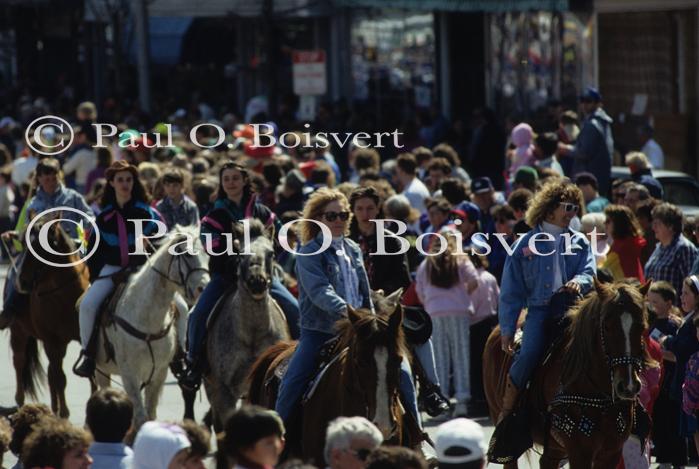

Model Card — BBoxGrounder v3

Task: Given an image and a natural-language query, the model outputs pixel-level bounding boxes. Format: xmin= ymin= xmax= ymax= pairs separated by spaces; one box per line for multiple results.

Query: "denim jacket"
xmin=498 ymin=225 xmax=596 ymax=337
xmin=296 ymin=233 xmax=372 ymax=334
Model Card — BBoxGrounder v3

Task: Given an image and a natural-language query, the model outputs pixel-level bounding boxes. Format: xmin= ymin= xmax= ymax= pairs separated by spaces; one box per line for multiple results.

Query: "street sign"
xmin=293 ymin=50 xmax=327 ymax=96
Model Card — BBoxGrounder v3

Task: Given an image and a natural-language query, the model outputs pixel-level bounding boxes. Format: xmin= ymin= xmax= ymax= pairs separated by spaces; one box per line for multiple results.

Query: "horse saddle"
xmin=205 ymin=285 xmax=237 ymax=331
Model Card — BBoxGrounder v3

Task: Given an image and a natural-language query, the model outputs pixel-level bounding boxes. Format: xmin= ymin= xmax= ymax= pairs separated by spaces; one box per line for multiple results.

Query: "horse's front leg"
xmin=144 ymin=364 xmax=169 ymax=421
xmin=9 ymin=328 xmax=28 ymax=407
xmin=121 ymin=371 xmax=147 ymax=427
xmin=44 ymin=340 xmax=70 ymax=418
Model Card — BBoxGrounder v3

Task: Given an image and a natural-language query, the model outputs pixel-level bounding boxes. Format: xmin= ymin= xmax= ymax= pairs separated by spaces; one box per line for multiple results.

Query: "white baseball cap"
xmin=434 ymin=418 xmax=486 ymax=465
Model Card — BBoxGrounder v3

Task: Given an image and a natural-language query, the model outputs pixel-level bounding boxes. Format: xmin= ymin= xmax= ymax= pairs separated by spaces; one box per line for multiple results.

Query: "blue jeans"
xmin=414 ymin=339 xmax=440 ymax=386
xmin=275 ymin=328 xmax=421 ymax=426
xmin=508 ymin=305 xmax=551 ymax=389
xmin=270 ymin=277 xmax=300 ymax=339
xmin=186 ymin=274 xmax=301 ymax=363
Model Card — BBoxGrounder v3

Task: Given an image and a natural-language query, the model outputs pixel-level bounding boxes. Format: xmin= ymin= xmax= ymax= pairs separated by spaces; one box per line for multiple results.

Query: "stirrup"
xmin=178 ymin=362 xmax=202 ymax=392
xmin=73 ymin=351 xmax=95 ymax=378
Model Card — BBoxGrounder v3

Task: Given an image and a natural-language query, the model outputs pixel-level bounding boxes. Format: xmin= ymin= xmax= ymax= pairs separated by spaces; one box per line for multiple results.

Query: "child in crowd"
xmin=8 ymin=403 xmax=53 ymax=468
xmin=416 ymin=235 xmax=478 ymax=418
xmin=179 ymin=420 xmax=211 ymax=469
xmin=156 ymin=168 xmax=200 ymax=230
xmin=132 ymin=421 xmax=191 ymax=469
xmin=217 ymin=406 xmax=285 ymax=469
xmin=85 ymin=388 xmax=134 ymax=469
xmin=0 ymin=417 xmax=10 ymax=469
xmin=21 ymin=419 xmax=92 ymax=469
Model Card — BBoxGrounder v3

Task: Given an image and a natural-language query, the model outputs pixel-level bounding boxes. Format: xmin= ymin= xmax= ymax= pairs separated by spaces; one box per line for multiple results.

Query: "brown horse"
xmin=11 ymin=220 xmax=89 ymax=417
xmin=247 ymin=302 xmax=421 ymax=465
xmin=484 ymin=280 xmax=653 ymax=468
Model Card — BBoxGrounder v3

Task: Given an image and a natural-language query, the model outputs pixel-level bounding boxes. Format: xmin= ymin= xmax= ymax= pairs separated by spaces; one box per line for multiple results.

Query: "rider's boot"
xmin=178 ymin=355 xmax=203 ymax=392
xmin=73 ymin=321 xmax=99 ymax=378
xmin=497 ymin=376 xmax=520 ymax=424
xmin=422 ymin=382 xmax=450 ymax=417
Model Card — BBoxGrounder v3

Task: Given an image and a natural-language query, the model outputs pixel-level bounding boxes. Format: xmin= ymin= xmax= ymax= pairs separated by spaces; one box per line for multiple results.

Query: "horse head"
xmin=163 ymin=225 xmax=210 ymax=303
xmin=237 ymin=220 xmax=275 ymax=300
xmin=16 ymin=216 xmax=77 ymax=294
xmin=563 ymin=280 xmax=652 ymax=401
xmin=338 ymin=303 xmax=406 ymax=439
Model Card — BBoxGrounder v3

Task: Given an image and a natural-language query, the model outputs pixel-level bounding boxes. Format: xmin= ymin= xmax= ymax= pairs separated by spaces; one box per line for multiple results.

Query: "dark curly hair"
xmin=9 ymin=403 xmax=53 ymax=455
xmin=21 ymin=419 xmax=91 ymax=469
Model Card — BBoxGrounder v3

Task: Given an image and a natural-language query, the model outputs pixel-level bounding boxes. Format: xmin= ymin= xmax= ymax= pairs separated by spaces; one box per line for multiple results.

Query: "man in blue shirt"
xmin=86 ymin=388 xmax=134 ymax=469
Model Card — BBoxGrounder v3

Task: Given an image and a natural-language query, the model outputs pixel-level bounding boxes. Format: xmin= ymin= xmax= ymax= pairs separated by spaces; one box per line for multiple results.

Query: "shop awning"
xmin=333 ymin=0 xmax=569 ymax=12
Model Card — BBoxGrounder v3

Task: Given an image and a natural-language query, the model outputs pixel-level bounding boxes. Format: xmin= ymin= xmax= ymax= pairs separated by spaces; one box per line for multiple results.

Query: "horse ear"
xmin=347 ymin=305 xmax=363 ymax=325
xmin=387 ymin=303 xmax=403 ymax=334
xmin=638 ymin=280 xmax=652 ymax=296
xmin=384 ymin=288 xmax=403 ymax=308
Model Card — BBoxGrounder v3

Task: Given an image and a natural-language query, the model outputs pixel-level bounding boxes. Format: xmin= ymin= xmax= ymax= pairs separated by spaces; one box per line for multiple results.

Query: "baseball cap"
xmin=435 ymin=418 xmax=486 ymax=465
xmin=514 ymin=166 xmax=538 ymax=186
xmin=579 ymin=86 xmax=602 ymax=103
xmin=471 ymin=177 xmax=494 ymax=194
xmin=452 ymin=201 xmax=480 ymax=223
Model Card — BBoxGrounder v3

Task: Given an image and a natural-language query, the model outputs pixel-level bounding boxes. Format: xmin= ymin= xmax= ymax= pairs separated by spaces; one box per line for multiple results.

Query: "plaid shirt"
xmin=155 ymin=195 xmax=200 ymax=230
xmin=644 ymin=234 xmax=698 ymax=300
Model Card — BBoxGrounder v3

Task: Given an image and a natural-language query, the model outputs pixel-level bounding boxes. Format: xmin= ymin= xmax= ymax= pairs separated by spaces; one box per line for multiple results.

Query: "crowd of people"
xmin=0 ymin=83 xmax=695 ymax=468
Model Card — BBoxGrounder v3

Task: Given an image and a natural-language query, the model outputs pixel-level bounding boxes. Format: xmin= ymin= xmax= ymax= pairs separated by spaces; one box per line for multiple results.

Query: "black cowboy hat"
xmin=402 ymin=305 xmax=432 ymax=345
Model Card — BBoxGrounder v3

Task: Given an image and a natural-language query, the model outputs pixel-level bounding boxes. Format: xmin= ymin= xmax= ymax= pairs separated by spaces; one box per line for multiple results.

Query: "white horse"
xmin=94 ymin=225 xmax=210 ymax=425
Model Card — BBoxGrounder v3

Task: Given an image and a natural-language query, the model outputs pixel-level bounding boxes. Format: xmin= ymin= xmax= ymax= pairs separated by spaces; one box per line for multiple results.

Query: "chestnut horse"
xmin=484 ymin=280 xmax=653 ymax=468
xmin=247 ymin=302 xmax=421 ymax=465
xmin=11 ymin=221 xmax=90 ymax=417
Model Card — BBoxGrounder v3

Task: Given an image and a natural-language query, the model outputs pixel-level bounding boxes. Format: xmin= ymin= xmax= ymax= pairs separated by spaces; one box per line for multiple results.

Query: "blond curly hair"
xmin=525 ymin=181 xmax=585 ymax=228
xmin=300 ymin=188 xmax=351 ymax=244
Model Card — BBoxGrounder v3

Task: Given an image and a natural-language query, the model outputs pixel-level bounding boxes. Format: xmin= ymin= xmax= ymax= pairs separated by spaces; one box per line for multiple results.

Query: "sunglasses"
xmin=323 ymin=211 xmax=350 ymax=222
xmin=559 ymin=202 xmax=579 ymax=213
xmin=347 ymin=448 xmax=372 ymax=461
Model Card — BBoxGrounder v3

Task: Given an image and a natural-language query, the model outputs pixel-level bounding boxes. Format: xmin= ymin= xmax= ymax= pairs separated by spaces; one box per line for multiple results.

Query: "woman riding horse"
xmin=74 ymin=160 xmax=163 ymax=377
xmin=0 ymin=157 xmax=93 ymax=329
xmin=498 ymin=182 xmax=595 ymax=422
xmin=274 ymin=188 xmax=425 ymax=443
xmin=180 ymin=161 xmax=300 ymax=390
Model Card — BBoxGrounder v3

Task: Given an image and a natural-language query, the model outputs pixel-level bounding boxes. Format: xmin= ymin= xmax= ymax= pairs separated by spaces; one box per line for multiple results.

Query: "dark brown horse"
xmin=247 ymin=303 xmax=421 ymax=465
xmin=484 ymin=280 xmax=654 ymax=468
xmin=11 ymin=220 xmax=89 ymax=417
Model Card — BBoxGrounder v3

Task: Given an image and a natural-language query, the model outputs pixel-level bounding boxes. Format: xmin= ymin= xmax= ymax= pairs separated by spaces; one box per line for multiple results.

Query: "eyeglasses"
xmin=346 ymin=448 xmax=372 ymax=461
xmin=323 ymin=211 xmax=350 ymax=222
xmin=559 ymin=202 xmax=579 ymax=213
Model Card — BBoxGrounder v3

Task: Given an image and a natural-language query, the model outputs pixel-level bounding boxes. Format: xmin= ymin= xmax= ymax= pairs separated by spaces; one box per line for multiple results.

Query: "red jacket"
xmin=608 ymin=236 xmax=647 ymax=282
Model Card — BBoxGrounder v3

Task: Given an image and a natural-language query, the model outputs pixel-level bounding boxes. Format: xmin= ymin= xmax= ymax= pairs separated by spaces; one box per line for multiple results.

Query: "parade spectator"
xmin=179 ymin=420 xmax=210 ymax=469
xmin=533 ymin=132 xmax=564 ymax=176
xmin=63 ymin=127 xmax=97 ymax=194
xmin=488 ymin=204 xmax=516 ymax=282
xmin=623 ymin=184 xmax=650 ymax=212
xmin=645 ymin=203 xmax=698 ymax=300
xmin=638 ymin=123 xmax=664 ymax=169
xmin=556 ymin=110 xmax=579 ymax=176
xmin=423 ymin=198 xmax=452 ymax=251
xmin=574 ymin=172 xmax=609 ymax=213
xmin=349 ymin=148 xmax=380 ymax=184
xmin=426 ymin=158 xmax=452 ymax=195
xmin=434 ymin=418 xmax=487 ymax=469
xmin=508 ymin=123 xmax=534 ymax=180
xmin=395 ymin=153 xmax=430 ymax=213
xmin=683 ymin=315 xmax=699 ymax=436
xmin=636 ymin=201 xmax=658 ymax=267
xmin=626 ymin=152 xmax=663 ymax=200
xmin=580 ymin=213 xmax=609 ymax=267
xmin=507 ymin=189 xmax=532 ymax=235
xmin=365 ymin=447 xmax=427 ymax=469
xmin=412 ymin=146 xmax=433 ymax=180
xmin=85 ymin=388 xmax=134 ymax=469
xmin=433 ymin=143 xmax=470 ymax=184
xmin=565 ymin=87 xmax=614 ymax=195
xmin=324 ymin=417 xmax=382 ymax=469
xmin=647 ymin=281 xmax=685 ymax=466
xmin=8 ymin=404 xmax=53 ymax=469
xmin=275 ymin=169 xmax=307 ymax=216
xmin=21 ymin=419 xmax=92 ymax=469
xmin=11 ymin=150 xmax=38 ymax=188
xmin=217 ymin=406 xmax=285 ymax=469
xmin=156 ymin=168 xmax=200 ymax=230
xmin=132 ymin=421 xmax=191 ymax=469
xmin=439 ymin=178 xmax=469 ymax=206
xmin=659 ymin=275 xmax=699 ymax=456
xmin=610 ymin=179 xmax=630 ymax=205
xmin=416 ymin=235 xmax=478 ymax=417
xmin=511 ymin=167 xmax=538 ymax=193
xmin=602 ymin=205 xmax=646 ymax=282
xmin=86 ymin=147 xmax=113 ymax=195
xmin=451 ymin=201 xmax=481 ymax=250
xmin=382 ymin=194 xmax=422 ymax=271
xmin=470 ymin=177 xmax=498 ymax=236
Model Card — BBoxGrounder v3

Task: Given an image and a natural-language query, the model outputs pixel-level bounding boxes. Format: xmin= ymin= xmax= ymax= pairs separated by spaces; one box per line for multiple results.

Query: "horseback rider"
xmin=0 ymin=157 xmax=93 ymax=330
xmin=497 ymin=181 xmax=595 ymax=421
xmin=179 ymin=161 xmax=301 ymax=389
xmin=348 ymin=185 xmax=450 ymax=417
xmin=73 ymin=160 xmax=164 ymax=377
xmin=275 ymin=188 xmax=426 ymax=442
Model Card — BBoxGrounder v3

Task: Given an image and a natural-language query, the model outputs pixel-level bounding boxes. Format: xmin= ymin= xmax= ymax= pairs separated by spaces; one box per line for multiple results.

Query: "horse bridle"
xmin=599 ymin=316 xmax=644 ymax=402
xmin=151 ymin=252 xmax=209 ymax=301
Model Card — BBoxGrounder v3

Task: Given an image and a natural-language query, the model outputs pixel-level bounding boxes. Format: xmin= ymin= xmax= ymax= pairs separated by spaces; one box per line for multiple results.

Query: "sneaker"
xmin=422 ymin=385 xmax=450 ymax=417
xmin=452 ymin=401 xmax=468 ymax=417
xmin=73 ymin=354 xmax=95 ymax=378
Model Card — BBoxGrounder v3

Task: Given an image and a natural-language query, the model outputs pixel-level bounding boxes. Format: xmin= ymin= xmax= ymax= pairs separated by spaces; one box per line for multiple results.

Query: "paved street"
xmin=0 ymin=263 xmax=536 ymax=468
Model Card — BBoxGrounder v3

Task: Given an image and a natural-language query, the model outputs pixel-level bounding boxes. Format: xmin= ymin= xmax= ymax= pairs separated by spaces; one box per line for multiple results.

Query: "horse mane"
xmin=132 ymin=224 xmax=200 ymax=278
xmin=335 ymin=308 xmax=408 ymax=360
xmin=561 ymin=282 xmax=652 ymax=387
